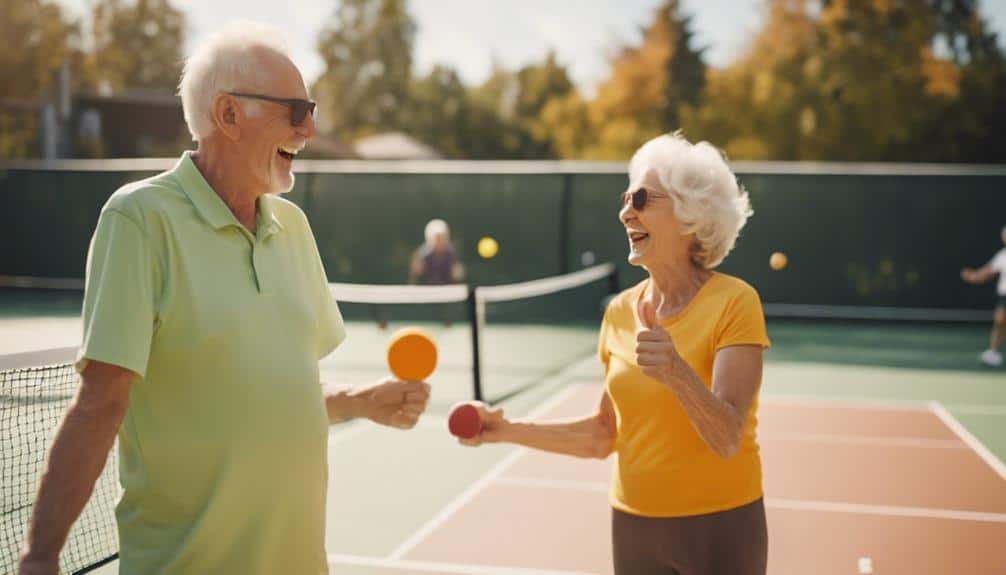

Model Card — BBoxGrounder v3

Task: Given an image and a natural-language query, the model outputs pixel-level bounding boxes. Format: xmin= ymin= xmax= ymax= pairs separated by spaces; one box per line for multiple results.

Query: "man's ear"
xmin=211 ymin=93 xmax=242 ymax=141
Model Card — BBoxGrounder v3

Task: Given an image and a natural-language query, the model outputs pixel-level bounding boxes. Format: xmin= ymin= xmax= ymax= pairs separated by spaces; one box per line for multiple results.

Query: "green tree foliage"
xmin=88 ymin=0 xmax=185 ymax=93
xmin=0 ymin=0 xmax=79 ymax=157
xmin=406 ymin=65 xmax=472 ymax=158
xmin=683 ymin=0 xmax=1006 ymax=162
xmin=315 ymin=0 xmax=415 ymax=138
xmin=539 ymin=91 xmax=592 ymax=159
xmin=586 ymin=0 xmax=706 ymax=159
xmin=513 ymin=51 xmax=575 ymax=157
xmin=924 ymin=0 xmax=1006 ymax=161
xmin=466 ymin=65 xmax=525 ymax=157
xmin=430 ymin=54 xmax=577 ymax=159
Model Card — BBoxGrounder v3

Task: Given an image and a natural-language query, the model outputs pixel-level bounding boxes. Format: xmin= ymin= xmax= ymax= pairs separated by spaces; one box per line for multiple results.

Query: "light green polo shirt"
xmin=78 ymin=151 xmax=345 ymax=574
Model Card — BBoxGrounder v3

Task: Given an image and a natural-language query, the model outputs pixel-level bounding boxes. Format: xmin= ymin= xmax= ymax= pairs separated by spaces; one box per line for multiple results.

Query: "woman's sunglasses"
xmin=226 ymin=91 xmax=317 ymax=126
xmin=621 ymin=187 xmax=648 ymax=211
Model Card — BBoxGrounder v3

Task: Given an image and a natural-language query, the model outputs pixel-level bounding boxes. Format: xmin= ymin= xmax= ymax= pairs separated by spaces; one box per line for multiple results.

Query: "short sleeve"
xmin=715 ymin=285 xmax=771 ymax=351
xmin=77 ymin=210 xmax=161 ymax=377
xmin=306 ymin=230 xmax=345 ymax=359
xmin=598 ymin=300 xmax=613 ymax=369
xmin=989 ymin=249 xmax=1006 ymax=273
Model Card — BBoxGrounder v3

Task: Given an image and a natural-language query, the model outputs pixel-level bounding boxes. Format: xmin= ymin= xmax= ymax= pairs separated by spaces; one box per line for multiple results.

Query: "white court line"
xmin=760 ymin=395 xmax=931 ymax=411
xmin=715 ymin=394 xmax=1006 ymax=417
xmin=387 ymin=383 xmax=587 ymax=561
xmin=943 ymin=404 xmax=1006 ymax=416
xmin=759 ymin=432 xmax=966 ymax=449
xmin=494 ymin=477 xmax=1006 ymax=523
xmin=929 ymin=401 xmax=1006 ymax=480
xmin=766 ymin=497 xmax=1006 ymax=524
xmin=496 ymin=476 xmax=608 ymax=494
xmin=328 ymin=553 xmax=599 ymax=575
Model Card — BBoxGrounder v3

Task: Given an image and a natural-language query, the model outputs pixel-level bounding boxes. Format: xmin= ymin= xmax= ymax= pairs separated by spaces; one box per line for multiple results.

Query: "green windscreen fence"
xmin=3 ymin=160 xmax=1004 ymax=317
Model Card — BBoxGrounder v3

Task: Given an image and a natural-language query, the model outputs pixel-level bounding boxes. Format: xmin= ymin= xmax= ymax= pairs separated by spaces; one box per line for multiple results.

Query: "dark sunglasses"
xmin=622 ymin=187 xmax=648 ymax=211
xmin=226 ymin=91 xmax=316 ymax=126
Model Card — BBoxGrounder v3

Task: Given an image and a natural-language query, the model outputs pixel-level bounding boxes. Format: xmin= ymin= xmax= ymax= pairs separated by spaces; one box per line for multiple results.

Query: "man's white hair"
xmin=629 ymin=133 xmax=753 ymax=269
xmin=425 ymin=219 xmax=450 ymax=244
xmin=178 ymin=21 xmax=290 ymax=141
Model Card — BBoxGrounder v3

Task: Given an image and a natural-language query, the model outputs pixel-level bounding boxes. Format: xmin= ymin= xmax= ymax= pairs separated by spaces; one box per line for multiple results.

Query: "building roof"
xmin=353 ymin=132 xmax=441 ymax=160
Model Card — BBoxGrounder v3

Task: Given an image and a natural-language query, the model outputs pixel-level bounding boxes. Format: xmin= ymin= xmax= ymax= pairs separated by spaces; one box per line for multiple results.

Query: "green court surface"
xmin=2 ymin=300 xmax=1004 ymax=574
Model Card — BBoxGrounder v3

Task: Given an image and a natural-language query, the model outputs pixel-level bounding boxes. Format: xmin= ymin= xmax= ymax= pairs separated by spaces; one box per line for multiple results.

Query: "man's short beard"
xmin=270 ymin=172 xmax=295 ymax=195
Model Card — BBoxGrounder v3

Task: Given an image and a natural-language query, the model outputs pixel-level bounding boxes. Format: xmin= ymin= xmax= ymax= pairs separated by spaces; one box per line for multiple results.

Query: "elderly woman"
xmin=461 ymin=133 xmax=769 ymax=574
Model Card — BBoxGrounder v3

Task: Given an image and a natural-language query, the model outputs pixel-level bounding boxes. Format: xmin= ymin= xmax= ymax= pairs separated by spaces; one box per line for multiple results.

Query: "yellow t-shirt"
xmin=598 ymin=272 xmax=770 ymax=517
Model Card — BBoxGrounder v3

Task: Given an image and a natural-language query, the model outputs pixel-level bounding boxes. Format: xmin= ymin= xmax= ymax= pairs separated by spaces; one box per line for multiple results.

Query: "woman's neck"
xmin=644 ymin=260 xmax=712 ymax=320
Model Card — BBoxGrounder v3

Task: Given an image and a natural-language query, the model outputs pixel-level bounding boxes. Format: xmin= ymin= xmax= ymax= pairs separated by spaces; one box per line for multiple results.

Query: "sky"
xmin=57 ymin=0 xmax=1006 ymax=96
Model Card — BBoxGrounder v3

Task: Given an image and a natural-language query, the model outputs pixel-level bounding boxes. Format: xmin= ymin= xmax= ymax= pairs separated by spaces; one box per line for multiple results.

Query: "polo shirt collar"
xmin=173 ymin=151 xmax=285 ymax=237
xmin=257 ymin=194 xmax=284 ymax=239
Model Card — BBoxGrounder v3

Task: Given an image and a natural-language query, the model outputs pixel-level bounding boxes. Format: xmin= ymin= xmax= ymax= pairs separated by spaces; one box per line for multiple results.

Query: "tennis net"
xmin=473 ymin=263 xmax=617 ymax=403
xmin=1 ymin=348 xmax=120 ymax=575
xmin=325 ymin=263 xmax=618 ymax=405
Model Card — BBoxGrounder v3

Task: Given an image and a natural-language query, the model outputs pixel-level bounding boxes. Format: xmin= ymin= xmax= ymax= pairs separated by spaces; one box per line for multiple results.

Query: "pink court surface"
xmin=327 ymin=382 xmax=1006 ymax=575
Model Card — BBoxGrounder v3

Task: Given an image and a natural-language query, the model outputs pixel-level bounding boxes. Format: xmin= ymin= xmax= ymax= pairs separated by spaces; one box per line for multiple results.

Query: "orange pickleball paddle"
xmin=386 ymin=327 xmax=438 ymax=381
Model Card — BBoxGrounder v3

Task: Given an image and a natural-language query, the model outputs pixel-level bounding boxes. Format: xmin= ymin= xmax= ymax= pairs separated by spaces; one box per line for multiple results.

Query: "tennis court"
xmin=3 ymin=270 xmax=1005 ymax=574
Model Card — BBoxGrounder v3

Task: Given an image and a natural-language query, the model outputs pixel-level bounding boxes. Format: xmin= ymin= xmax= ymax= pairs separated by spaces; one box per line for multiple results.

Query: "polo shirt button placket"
xmin=251 ymin=241 xmax=266 ymax=295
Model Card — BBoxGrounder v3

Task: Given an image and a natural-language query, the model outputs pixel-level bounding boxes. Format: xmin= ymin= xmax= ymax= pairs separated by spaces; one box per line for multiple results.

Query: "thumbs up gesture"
xmin=635 ymin=297 xmax=683 ymax=384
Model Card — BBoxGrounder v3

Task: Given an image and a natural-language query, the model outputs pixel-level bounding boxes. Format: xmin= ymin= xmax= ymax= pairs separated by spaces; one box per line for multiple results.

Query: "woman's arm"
xmin=645 ymin=342 xmax=762 ymax=459
xmin=460 ymin=392 xmax=617 ymax=459
xmin=636 ymin=299 xmax=763 ymax=459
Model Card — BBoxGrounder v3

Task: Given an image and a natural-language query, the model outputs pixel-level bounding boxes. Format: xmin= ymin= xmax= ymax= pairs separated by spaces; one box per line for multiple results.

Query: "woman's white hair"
xmin=629 ymin=133 xmax=752 ymax=269
xmin=178 ymin=21 xmax=290 ymax=141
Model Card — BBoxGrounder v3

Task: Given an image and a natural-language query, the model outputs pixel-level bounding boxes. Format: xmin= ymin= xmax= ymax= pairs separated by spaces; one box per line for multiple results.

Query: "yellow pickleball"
xmin=477 ymin=236 xmax=499 ymax=259
xmin=770 ymin=251 xmax=788 ymax=271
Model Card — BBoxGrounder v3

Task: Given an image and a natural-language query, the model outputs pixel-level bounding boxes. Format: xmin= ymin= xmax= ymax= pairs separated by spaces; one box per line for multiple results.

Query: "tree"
xmin=684 ymin=0 xmax=1006 ymax=162
xmin=586 ymin=0 xmax=706 ymax=159
xmin=406 ymin=65 xmax=470 ymax=158
xmin=315 ymin=0 xmax=415 ymax=138
xmin=466 ymin=64 xmax=524 ymax=157
xmin=513 ymin=51 xmax=575 ymax=157
xmin=923 ymin=0 xmax=1006 ymax=161
xmin=88 ymin=0 xmax=185 ymax=93
xmin=0 ymin=0 xmax=79 ymax=157
xmin=539 ymin=90 xmax=592 ymax=159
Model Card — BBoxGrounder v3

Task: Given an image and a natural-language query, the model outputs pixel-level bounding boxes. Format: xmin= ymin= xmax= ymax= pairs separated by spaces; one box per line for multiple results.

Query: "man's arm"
xmin=19 ymin=361 xmax=134 ymax=575
xmin=322 ymin=378 xmax=430 ymax=428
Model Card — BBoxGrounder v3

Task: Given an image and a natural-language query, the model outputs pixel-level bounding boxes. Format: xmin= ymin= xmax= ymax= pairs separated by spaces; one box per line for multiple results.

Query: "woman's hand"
xmin=457 ymin=402 xmax=507 ymax=447
xmin=635 ymin=297 xmax=684 ymax=384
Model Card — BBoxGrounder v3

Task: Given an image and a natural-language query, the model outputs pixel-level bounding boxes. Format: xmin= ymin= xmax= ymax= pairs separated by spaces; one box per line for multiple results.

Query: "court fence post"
xmin=558 ymin=172 xmax=572 ymax=275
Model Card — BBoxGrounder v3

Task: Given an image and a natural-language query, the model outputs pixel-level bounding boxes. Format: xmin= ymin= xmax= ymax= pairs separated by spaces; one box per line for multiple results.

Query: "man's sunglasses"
xmin=622 ymin=187 xmax=649 ymax=211
xmin=226 ymin=91 xmax=316 ymax=126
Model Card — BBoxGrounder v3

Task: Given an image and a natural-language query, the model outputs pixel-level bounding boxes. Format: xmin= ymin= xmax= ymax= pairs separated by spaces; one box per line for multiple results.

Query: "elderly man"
xmin=18 ymin=22 xmax=429 ymax=575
